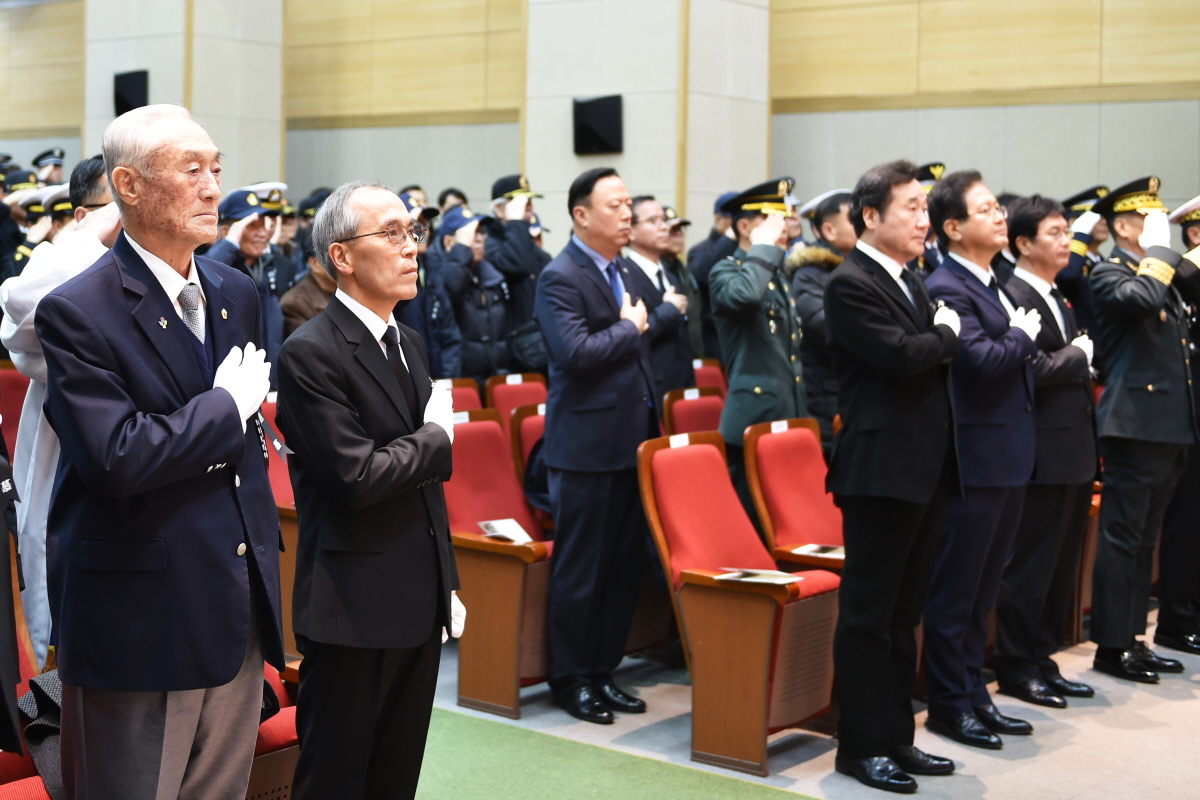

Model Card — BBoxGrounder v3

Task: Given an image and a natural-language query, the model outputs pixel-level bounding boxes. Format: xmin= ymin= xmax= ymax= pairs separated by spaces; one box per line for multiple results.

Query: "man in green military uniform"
xmin=709 ymin=178 xmax=807 ymax=526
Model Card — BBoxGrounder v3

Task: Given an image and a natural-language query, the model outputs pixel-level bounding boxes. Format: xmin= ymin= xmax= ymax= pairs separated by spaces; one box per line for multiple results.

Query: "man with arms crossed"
xmin=824 ymin=160 xmax=961 ymax=794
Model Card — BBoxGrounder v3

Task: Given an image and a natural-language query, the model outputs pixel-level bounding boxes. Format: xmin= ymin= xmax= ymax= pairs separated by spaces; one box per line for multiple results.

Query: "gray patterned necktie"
xmin=178 ymin=283 xmax=204 ymax=343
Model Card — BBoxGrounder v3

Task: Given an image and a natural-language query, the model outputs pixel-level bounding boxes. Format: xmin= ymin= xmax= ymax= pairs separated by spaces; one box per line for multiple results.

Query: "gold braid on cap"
xmin=1112 ymin=193 xmax=1166 ymax=214
xmin=1184 ymin=247 xmax=1200 ymax=270
xmin=1182 ymin=208 xmax=1200 ymax=224
xmin=741 ymin=201 xmax=795 ymax=216
xmin=1136 ymin=257 xmax=1175 ymax=286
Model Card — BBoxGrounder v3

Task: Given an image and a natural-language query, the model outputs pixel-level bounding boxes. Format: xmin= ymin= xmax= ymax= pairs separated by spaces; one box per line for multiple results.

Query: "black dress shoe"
xmin=1154 ymin=631 xmax=1200 ymax=656
xmin=998 ymin=677 xmax=1066 ymax=709
xmin=552 ymin=684 xmax=614 ymax=724
xmin=835 ymin=755 xmax=917 ymax=794
xmin=1043 ymin=673 xmax=1095 ymax=698
xmin=1133 ymin=640 xmax=1185 ymax=673
xmin=1093 ymin=646 xmax=1159 ymax=684
xmin=592 ymin=679 xmax=646 ymax=713
xmin=973 ymin=703 xmax=1033 ymax=735
xmin=889 ymin=745 xmax=955 ymax=776
xmin=926 ymin=712 xmax=1003 ymax=750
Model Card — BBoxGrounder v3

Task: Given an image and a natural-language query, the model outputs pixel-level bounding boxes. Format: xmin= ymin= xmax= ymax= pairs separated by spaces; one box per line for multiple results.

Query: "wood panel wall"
xmin=284 ymin=0 xmax=523 ymax=128
xmin=0 ymin=0 xmax=84 ymax=137
xmin=772 ymin=0 xmax=1200 ymax=111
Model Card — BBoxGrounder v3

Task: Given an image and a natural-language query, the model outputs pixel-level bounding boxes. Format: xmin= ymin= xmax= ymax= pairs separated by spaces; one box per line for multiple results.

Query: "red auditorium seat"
xmin=260 ymin=401 xmax=299 ymax=661
xmin=0 ymin=777 xmax=50 ymax=800
xmin=509 ymin=402 xmax=545 ymax=484
xmin=245 ymin=662 xmax=299 ymax=797
xmin=485 ymin=374 xmax=547 ymax=439
xmin=744 ymin=419 xmax=844 ymax=573
xmin=0 ymin=371 xmax=30 ymax=458
xmin=662 ymin=386 xmax=724 ymax=435
xmin=691 ymin=358 xmax=726 ymax=397
xmin=451 ymin=378 xmax=483 ymax=411
xmin=638 ymin=431 xmax=840 ymax=777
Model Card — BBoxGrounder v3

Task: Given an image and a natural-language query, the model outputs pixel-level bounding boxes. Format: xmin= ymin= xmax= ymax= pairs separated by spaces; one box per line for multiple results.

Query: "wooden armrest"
xmin=1093 ymin=480 xmax=1103 ymax=494
xmin=281 ymin=659 xmax=302 ymax=684
xmin=538 ymin=517 xmax=556 ymax=532
xmin=679 ymin=568 xmax=800 ymax=603
xmin=772 ymin=547 xmax=844 ymax=571
xmin=450 ymin=532 xmax=550 ymax=564
xmin=277 ymin=503 xmax=296 ymax=520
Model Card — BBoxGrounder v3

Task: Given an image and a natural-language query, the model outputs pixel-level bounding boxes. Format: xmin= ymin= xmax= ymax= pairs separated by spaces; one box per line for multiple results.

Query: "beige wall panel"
xmin=919 ymin=0 xmax=1101 ymax=93
xmin=371 ymin=35 xmax=486 ymax=114
xmin=286 ymin=44 xmax=372 ymax=118
xmin=488 ymin=0 xmax=523 ymax=31
xmin=1101 ymin=0 xmax=1200 ymax=85
xmin=8 ymin=2 xmax=82 ymax=68
xmin=372 ymin=0 xmax=487 ymax=40
xmin=773 ymin=0 xmax=909 ymax=10
xmin=485 ymin=30 xmax=523 ymax=109
xmin=11 ymin=64 xmax=84 ymax=130
xmin=284 ymin=0 xmax=370 ymax=47
xmin=771 ymin=3 xmax=918 ymax=98
xmin=0 ymin=12 xmax=10 ymax=129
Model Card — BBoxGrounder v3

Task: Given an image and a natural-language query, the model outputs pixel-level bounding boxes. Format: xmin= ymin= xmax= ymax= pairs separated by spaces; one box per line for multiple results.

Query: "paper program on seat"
xmin=478 ymin=518 xmax=534 ymax=544
xmin=714 ymin=568 xmax=803 ymax=585
xmin=792 ymin=544 xmax=845 ymax=558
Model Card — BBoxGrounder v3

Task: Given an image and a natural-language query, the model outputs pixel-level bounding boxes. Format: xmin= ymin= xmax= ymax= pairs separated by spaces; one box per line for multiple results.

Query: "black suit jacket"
xmin=37 ymin=232 xmax=284 ymax=691
xmin=533 ymin=240 xmax=657 ymax=473
xmin=625 ymin=259 xmax=694 ymax=402
xmin=824 ymin=247 xmax=961 ymax=503
xmin=1006 ymin=275 xmax=1099 ymax=485
xmin=276 ymin=297 xmax=457 ymax=650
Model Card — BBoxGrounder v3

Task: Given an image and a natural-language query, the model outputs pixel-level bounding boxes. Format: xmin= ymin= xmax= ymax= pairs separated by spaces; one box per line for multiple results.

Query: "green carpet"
xmin=416 ymin=708 xmax=814 ymax=799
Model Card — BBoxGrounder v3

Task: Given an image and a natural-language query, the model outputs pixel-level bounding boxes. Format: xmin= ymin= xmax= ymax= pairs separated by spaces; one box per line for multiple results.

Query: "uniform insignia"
xmin=769 ymin=320 xmax=777 ymax=334
xmin=519 ymin=175 xmax=529 ymax=190
xmin=221 ymin=308 xmax=228 ymax=319
xmin=159 ymin=317 xmax=168 ymax=328
xmin=930 ymin=164 xmax=946 ymax=180
xmin=1160 ymin=309 xmax=1168 ymax=322
xmin=1149 ymin=177 xmax=1160 ymax=194
xmin=768 ymin=281 xmax=775 ymax=290
xmin=247 ymin=193 xmax=258 ymax=206
xmin=1096 ymin=187 xmax=1109 ymax=197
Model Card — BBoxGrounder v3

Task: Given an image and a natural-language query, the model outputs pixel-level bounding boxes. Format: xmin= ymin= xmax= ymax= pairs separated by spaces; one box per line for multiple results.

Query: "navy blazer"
xmin=533 ymin=240 xmax=657 ymax=472
xmin=624 ymin=260 xmax=695 ymax=402
xmin=926 ymin=257 xmax=1037 ymax=487
xmin=37 ymin=232 xmax=284 ymax=691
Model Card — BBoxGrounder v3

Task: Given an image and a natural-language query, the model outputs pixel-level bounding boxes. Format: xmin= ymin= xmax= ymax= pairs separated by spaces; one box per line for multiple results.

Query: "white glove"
xmin=424 ymin=377 xmax=455 ymax=444
xmin=213 ymin=344 xmax=271 ymax=432
xmin=749 ymin=214 xmax=787 ymax=247
xmin=1070 ymin=211 xmax=1101 ymax=236
xmin=226 ymin=212 xmax=260 ymax=252
xmin=933 ymin=305 xmax=961 ymax=336
xmin=1071 ymin=334 xmax=1094 ymax=365
xmin=1139 ymin=209 xmax=1172 ymax=251
xmin=1009 ymin=307 xmax=1042 ymax=342
xmin=504 ymin=195 xmax=529 ymax=222
xmin=441 ymin=590 xmax=467 ymax=643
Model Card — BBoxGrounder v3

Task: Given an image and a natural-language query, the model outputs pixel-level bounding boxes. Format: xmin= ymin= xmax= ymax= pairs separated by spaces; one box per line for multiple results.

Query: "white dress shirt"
xmin=627 ymin=249 xmax=674 ymax=292
xmin=855 ymin=240 xmax=913 ymax=305
xmin=127 ymin=235 xmax=207 ymax=327
xmin=335 ymin=288 xmax=409 ymax=370
xmin=1012 ymin=266 xmax=1066 ymax=339
xmin=946 ymin=251 xmax=1016 ymax=318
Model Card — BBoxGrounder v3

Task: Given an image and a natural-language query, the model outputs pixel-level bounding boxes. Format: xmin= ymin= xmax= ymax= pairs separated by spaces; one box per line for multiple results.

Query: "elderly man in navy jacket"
xmin=533 ymin=167 xmax=657 ymax=725
xmin=36 ymin=105 xmax=282 ymax=800
xmin=923 ymin=171 xmax=1039 ymax=751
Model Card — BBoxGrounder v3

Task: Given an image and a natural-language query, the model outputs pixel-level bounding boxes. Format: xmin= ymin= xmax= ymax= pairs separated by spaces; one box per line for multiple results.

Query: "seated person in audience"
xmin=624 ymin=195 xmax=694 ymax=402
xmin=281 ymin=231 xmax=335 ymax=337
xmin=441 ymin=204 xmax=512 ymax=385
xmin=788 ymin=189 xmax=856 ymax=457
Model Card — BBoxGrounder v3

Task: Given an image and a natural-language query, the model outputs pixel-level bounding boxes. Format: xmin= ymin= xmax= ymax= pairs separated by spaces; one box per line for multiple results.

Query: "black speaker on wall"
xmin=573 ymin=95 xmax=623 ymax=155
xmin=114 ymin=70 xmax=149 ymax=116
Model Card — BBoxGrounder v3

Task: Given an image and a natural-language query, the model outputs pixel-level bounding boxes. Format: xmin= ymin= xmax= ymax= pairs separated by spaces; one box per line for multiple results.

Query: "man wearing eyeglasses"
xmin=923 ymin=171 xmax=1039 ymax=750
xmin=276 ymin=180 xmax=462 ymax=800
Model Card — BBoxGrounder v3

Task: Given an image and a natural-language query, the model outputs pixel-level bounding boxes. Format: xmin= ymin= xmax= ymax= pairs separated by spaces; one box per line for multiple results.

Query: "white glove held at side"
xmin=213 ymin=344 xmax=271 ymax=432
xmin=1009 ymin=307 xmax=1042 ymax=342
xmin=933 ymin=305 xmax=961 ymax=336
xmin=442 ymin=591 xmax=467 ymax=643
xmin=1139 ymin=210 xmax=1172 ymax=251
xmin=1071 ymin=334 xmax=1094 ymax=365
xmin=1070 ymin=211 xmax=1100 ymax=236
xmin=424 ymin=378 xmax=455 ymax=444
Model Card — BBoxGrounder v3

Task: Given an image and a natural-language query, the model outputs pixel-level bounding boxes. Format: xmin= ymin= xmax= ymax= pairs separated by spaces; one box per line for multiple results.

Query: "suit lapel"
xmin=943 ymin=258 xmax=1008 ymax=318
xmin=1009 ymin=277 xmax=1064 ymax=347
xmin=196 ymin=260 xmax=242 ymax=362
xmin=116 ymin=233 xmax=208 ymax=400
xmin=852 ymin=249 xmax=924 ymax=328
xmin=569 ymin=241 xmax=621 ymax=316
xmin=397 ymin=326 xmax=431 ymax=419
xmin=326 ymin=297 xmax=415 ymax=431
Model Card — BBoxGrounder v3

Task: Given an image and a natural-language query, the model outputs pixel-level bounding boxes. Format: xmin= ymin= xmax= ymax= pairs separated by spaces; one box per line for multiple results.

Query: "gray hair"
xmin=311 ymin=180 xmax=392 ymax=280
xmin=101 ymin=104 xmax=197 ymax=212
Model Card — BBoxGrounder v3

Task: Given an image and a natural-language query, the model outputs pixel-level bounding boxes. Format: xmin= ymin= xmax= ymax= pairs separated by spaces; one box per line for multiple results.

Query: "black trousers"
xmin=546 ymin=466 xmax=648 ymax=689
xmin=994 ymin=482 xmax=1093 ymax=684
xmin=1158 ymin=441 xmax=1200 ymax=636
xmin=924 ymin=484 xmax=1026 ymax=718
xmin=833 ymin=460 xmax=953 ymax=759
xmin=1092 ymin=437 xmax=1188 ymax=648
xmin=292 ymin=624 xmax=443 ymax=800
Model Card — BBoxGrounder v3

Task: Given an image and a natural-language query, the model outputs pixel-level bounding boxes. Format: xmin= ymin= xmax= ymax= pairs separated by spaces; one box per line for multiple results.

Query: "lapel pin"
xmin=159 ymin=317 xmax=168 ymax=328
xmin=221 ymin=308 xmax=228 ymax=319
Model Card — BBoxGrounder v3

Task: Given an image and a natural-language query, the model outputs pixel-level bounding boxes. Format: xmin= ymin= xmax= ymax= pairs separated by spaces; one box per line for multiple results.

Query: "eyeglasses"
xmin=337 ymin=223 xmax=428 ymax=246
xmin=970 ymin=204 xmax=1008 ymax=220
xmin=636 ymin=215 xmax=667 ymax=227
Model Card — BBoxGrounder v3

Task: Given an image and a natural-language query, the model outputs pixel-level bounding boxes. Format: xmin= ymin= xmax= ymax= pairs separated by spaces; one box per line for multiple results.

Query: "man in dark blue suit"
xmin=36 ymin=106 xmax=283 ymax=800
xmin=923 ymin=171 xmax=1040 ymax=750
xmin=533 ymin=167 xmax=657 ymax=725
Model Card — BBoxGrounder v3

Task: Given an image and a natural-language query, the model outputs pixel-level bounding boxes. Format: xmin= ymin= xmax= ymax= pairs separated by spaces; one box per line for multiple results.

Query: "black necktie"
xmin=899 ymin=268 xmax=920 ymax=310
xmin=381 ymin=327 xmax=419 ymax=422
xmin=987 ymin=277 xmax=1001 ymax=298
xmin=1049 ymin=286 xmax=1072 ymax=337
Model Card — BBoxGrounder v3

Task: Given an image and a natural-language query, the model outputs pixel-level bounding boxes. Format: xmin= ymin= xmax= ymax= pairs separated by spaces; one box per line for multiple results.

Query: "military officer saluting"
xmin=1089 ymin=177 xmax=1199 ymax=682
xmin=32 ymin=147 xmax=65 ymax=186
xmin=709 ymin=178 xmax=807 ymax=525
xmin=1057 ymin=185 xmax=1110 ymax=335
